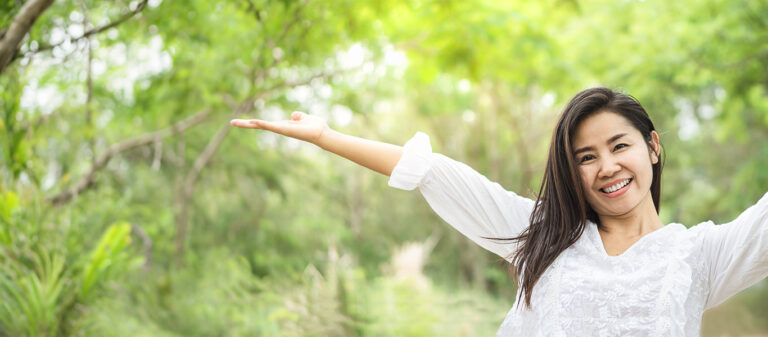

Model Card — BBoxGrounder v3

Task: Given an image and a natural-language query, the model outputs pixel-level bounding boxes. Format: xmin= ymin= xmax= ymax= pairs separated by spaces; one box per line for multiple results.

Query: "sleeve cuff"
xmin=388 ymin=132 xmax=433 ymax=191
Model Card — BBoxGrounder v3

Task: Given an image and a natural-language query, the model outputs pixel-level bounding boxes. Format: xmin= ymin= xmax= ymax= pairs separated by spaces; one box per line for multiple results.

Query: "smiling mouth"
xmin=600 ymin=178 xmax=633 ymax=194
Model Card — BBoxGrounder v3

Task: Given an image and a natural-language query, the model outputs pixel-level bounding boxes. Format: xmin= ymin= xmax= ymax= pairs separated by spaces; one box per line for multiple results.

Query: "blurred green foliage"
xmin=0 ymin=0 xmax=766 ymax=336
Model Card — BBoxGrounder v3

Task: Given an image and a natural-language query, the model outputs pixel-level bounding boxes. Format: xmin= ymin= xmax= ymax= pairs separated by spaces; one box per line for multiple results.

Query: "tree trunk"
xmin=0 ymin=0 xmax=55 ymax=75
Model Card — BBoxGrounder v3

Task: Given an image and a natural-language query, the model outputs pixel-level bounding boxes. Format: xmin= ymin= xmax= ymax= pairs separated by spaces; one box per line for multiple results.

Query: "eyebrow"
xmin=573 ymin=133 xmax=628 ymax=156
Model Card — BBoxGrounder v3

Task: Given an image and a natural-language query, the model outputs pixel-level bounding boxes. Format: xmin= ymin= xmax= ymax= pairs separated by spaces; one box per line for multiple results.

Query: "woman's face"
xmin=571 ymin=111 xmax=660 ymax=218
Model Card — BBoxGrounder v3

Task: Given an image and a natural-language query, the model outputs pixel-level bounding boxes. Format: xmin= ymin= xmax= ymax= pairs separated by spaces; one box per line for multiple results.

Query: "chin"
xmin=593 ymin=201 xmax=637 ymax=217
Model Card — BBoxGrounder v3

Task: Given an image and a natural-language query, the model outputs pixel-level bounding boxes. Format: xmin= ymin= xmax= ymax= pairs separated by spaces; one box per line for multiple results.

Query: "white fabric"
xmin=388 ymin=132 xmax=768 ymax=337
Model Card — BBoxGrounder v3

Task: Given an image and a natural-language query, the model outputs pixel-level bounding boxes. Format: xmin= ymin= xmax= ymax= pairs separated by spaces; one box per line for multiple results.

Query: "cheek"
xmin=578 ymin=169 xmax=593 ymax=191
xmin=629 ymin=149 xmax=655 ymax=173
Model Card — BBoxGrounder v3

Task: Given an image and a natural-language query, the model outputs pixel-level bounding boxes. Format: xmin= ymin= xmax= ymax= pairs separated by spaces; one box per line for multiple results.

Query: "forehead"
xmin=572 ymin=111 xmax=639 ymax=146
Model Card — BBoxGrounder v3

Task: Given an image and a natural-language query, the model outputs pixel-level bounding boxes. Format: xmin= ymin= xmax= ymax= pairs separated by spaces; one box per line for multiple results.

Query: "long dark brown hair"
xmin=504 ymin=87 xmax=664 ymax=308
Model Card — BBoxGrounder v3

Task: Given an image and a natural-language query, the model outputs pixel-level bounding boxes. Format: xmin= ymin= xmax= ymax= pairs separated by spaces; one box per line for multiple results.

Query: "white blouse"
xmin=387 ymin=132 xmax=768 ymax=337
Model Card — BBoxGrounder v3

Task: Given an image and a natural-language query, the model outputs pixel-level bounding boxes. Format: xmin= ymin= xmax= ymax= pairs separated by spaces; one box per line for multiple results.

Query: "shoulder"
xmin=682 ymin=220 xmax=717 ymax=235
xmin=674 ymin=221 xmax=717 ymax=249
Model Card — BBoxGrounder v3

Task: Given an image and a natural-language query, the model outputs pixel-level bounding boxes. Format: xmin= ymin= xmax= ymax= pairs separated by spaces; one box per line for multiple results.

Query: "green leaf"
xmin=81 ymin=222 xmax=132 ymax=297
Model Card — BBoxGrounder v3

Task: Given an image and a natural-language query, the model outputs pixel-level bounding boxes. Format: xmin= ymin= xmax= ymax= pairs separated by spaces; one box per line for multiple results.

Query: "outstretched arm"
xmin=232 ymin=112 xmax=535 ymax=261
xmin=697 ymin=191 xmax=768 ymax=309
xmin=230 ymin=111 xmax=402 ymax=176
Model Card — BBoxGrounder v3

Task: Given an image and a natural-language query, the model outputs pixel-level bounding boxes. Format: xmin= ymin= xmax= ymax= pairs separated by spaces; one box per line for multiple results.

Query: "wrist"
xmin=316 ymin=127 xmax=339 ymax=150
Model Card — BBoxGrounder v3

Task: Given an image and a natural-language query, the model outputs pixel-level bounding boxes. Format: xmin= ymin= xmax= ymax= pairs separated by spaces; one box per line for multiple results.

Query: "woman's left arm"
xmin=699 ymin=191 xmax=768 ymax=309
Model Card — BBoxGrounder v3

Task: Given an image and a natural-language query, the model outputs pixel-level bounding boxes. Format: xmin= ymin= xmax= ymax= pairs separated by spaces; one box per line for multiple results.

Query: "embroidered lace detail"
xmin=497 ymin=222 xmax=715 ymax=337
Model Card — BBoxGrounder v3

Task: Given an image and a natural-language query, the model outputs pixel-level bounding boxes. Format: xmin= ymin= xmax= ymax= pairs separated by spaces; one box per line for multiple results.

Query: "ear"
xmin=649 ymin=131 xmax=660 ymax=164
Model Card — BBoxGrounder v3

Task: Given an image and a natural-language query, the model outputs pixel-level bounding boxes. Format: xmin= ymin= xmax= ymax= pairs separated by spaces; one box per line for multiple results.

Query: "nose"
xmin=598 ymin=156 xmax=621 ymax=178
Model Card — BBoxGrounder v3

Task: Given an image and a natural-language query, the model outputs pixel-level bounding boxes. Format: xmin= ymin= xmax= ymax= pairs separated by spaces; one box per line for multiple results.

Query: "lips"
xmin=599 ymin=178 xmax=633 ymax=197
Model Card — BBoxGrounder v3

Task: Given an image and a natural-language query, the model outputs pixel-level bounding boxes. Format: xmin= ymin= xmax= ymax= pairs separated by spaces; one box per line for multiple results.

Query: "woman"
xmin=230 ymin=87 xmax=768 ymax=336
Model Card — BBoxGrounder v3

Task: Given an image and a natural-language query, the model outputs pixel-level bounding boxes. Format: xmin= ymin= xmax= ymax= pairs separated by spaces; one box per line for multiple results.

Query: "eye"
xmin=579 ymin=154 xmax=595 ymax=163
xmin=614 ymin=143 xmax=628 ymax=151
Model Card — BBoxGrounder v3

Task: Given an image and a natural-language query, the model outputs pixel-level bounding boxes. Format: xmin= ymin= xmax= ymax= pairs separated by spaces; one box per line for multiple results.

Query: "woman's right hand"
xmin=232 ymin=111 xmax=403 ymax=176
xmin=230 ymin=111 xmax=330 ymax=145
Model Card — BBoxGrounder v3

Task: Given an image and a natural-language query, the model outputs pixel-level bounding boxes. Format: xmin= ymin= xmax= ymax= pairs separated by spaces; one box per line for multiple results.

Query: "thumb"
xmin=291 ymin=111 xmax=305 ymax=121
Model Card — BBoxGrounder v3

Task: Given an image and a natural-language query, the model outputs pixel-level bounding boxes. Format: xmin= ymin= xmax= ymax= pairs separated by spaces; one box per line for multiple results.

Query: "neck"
xmin=596 ymin=193 xmax=663 ymax=238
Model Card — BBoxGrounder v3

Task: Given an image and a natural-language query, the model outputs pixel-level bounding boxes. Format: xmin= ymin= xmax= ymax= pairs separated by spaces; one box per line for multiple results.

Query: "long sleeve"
xmin=696 ymin=191 xmax=768 ymax=309
xmin=388 ymin=132 xmax=535 ymax=261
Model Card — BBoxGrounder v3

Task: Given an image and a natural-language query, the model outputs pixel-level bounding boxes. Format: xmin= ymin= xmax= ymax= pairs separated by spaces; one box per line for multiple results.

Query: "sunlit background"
xmin=1 ymin=0 xmax=767 ymax=336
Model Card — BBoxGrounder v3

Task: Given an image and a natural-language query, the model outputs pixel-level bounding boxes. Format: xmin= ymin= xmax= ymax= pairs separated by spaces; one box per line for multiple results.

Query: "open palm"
xmin=230 ymin=111 xmax=330 ymax=144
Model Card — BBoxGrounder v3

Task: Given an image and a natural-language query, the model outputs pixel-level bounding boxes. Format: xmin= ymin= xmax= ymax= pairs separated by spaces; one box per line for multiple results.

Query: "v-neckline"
xmin=586 ymin=221 xmax=675 ymax=258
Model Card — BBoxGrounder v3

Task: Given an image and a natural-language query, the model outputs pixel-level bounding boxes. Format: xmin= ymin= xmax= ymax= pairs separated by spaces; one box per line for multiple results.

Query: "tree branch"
xmin=0 ymin=0 xmax=55 ymax=75
xmin=48 ymin=109 xmax=211 ymax=206
xmin=20 ymin=108 xmax=64 ymax=134
xmin=252 ymin=0 xmax=310 ymax=83
xmin=15 ymin=0 xmax=149 ymax=64
xmin=273 ymin=0 xmax=310 ymax=48
xmin=79 ymin=0 xmax=95 ymax=157
xmin=241 ymin=0 xmax=263 ymax=22
xmin=131 ymin=223 xmax=153 ymax=272
xmin=174 ymin=67 xmax=343 ymax=263
xmin=175 ymin=102 xmax=251 ymax=263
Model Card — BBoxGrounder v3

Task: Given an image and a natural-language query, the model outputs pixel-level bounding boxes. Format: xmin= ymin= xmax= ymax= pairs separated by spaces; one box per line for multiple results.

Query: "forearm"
xmin=316 ymin=129 xmax=403 ymax=176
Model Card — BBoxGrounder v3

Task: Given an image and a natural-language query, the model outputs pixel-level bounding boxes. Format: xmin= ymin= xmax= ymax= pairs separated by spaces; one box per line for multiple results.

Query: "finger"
xmin=230 ymin=119 xmax=291 ymax=136
xmin=230 ymin=119 xmax=266 ymax=129
xmin=229 ymin=119 xmax=254 ymax=128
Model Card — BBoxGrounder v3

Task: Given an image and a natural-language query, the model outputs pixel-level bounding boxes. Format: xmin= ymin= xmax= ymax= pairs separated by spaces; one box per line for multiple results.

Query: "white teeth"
xmin=602 ymin=178 xmax=631 ymax=193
